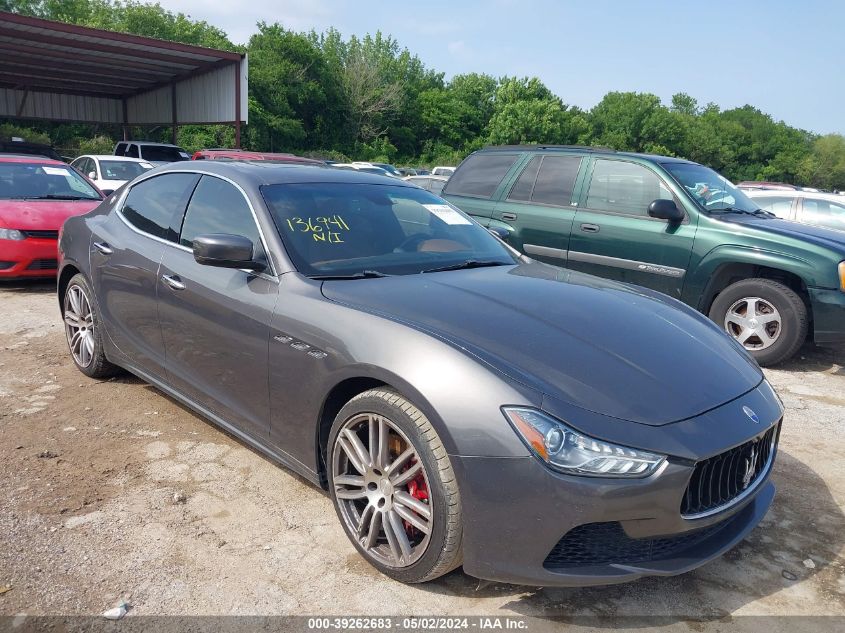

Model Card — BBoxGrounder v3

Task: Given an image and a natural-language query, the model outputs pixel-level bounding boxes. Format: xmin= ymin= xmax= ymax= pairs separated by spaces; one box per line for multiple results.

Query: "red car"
xmin=0 ymin=155 xmax=103 ymax=279
xmin=191 ymin=149 xmax=324 ymax=165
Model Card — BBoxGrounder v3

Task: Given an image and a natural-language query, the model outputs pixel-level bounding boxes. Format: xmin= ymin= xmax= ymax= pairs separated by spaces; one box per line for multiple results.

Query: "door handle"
xmin=580 ymin=223 xmax=600 ymax=233
xmin=161 ymin=274 xmax=185 ymax=290
xmin=501 ymin=212 xmax=517 ymax=221
xmin=92 ymin=241 xmax=113 ymax=255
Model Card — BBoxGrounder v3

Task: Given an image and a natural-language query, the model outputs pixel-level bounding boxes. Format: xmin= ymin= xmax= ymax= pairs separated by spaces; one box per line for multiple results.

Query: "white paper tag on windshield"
xmin=424 ymin=204 xmax=472 ymax=225
xmin=42 ymin=166 xmax=67 ymax=176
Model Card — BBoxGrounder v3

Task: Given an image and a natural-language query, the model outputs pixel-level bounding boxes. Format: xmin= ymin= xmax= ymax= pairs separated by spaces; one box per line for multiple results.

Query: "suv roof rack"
xmin=482 ymin=144 xmax=618 ymax=152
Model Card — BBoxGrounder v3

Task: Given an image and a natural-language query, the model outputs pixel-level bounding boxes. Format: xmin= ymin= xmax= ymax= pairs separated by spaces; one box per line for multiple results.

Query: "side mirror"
xmin=193 ymin=234 xmax=264 ymax=271
xmin=487 ymin=226 xmax=510 ymax=241
xmin=88 ymin=171 xmax=97 ymax=180
xmin=648 ymin=199 xmax=684 ymax=222
xmin=101 ymin=189 xmax=114 ymax=197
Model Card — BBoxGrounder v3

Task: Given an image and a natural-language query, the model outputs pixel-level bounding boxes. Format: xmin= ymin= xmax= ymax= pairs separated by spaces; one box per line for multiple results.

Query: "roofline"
xmin=0 ymin=154 xmax=65 ymax=163
xmin=0 ymin=11 xmax=243 ymax=61
xmin=482 ymin=144 xmax=618 ymax=152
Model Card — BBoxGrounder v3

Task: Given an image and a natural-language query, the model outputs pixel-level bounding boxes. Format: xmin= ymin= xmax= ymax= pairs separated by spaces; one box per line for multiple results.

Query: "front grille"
xmin=543 ymin=519 xmax=731 ymax=569
xmin=26 ymin=259 xmax=58 ymax=270
xmin=0 ymin=261 xmax=13 ymax=270
xmin=21 ymin=230 xmax=59 ymax=239
xmin=681 ymin=423 xmax=778 ymax=518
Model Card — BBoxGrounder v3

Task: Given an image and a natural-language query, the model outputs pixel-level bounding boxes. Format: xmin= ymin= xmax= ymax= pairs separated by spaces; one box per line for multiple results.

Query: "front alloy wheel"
xmin=328 ymin=389 xmax=462 ymax=583
xmin=333 ymin=413 xmax=432 ymax=567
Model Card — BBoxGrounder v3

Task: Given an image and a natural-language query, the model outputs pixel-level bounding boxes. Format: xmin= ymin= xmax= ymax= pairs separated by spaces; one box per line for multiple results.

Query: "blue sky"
xmin=160 ymin=0 xmax=844 ymax=134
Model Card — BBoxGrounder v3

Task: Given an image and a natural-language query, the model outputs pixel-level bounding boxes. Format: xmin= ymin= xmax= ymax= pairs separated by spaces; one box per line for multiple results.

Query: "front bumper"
xmin=451 ymin=383 xmax=781 ymax=587
xmin=0 ymin=237 xmax=59 ymax=278
xmin=809 ymin=287 xmax=845 ymax=345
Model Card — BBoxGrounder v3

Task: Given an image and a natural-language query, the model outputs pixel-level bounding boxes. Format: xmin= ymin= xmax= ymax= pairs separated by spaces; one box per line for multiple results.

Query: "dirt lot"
xmin=1 ymin=280 xmax=844 ymax=622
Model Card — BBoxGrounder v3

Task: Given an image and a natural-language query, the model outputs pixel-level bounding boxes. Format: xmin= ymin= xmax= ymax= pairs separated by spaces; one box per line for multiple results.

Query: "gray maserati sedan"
xmin=57 ymin=162 xmax=783 ymax=587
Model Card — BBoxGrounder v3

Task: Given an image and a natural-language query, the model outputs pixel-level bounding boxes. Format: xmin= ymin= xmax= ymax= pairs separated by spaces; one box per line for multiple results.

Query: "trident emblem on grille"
xmin=742 ymin=446 xmax=759 ymax=490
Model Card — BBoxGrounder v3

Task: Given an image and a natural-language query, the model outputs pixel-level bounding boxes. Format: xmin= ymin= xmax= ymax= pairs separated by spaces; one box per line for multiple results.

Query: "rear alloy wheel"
xmin=328 ymin=389 xmax=462 ymax=583
xmin=63 ymin=273 xmax=120 ymax=378
xmin=709 ymin=278 xmax=807 ymax=367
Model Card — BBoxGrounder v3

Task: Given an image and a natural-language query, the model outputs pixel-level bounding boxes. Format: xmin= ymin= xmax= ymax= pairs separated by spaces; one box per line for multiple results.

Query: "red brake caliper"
xmin=403 ymin=458 xmax=428 ymax=537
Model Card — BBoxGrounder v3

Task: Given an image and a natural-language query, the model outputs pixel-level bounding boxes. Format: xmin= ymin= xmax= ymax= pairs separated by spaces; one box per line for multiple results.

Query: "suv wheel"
xmin=709 ymin=278 xmax=807 ymax=366
xmin=327 ymin=388 xmax=463 ymax=583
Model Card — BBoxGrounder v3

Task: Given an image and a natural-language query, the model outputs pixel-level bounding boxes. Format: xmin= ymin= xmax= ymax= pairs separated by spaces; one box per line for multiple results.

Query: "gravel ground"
xmin=0 ymin=280 xmax=843 ymax=622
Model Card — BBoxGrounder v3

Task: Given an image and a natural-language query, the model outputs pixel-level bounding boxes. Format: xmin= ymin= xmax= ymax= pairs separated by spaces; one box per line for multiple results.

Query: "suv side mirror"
xmin=88 ymin=171 xmax=97 ymax=180
xmin=487 ymin=226 xmax=510 ymax=241
xmin=193 ymin=234 xmax=264 ymax=271
xmin=648 ymin=199 xmax=684 ymax=222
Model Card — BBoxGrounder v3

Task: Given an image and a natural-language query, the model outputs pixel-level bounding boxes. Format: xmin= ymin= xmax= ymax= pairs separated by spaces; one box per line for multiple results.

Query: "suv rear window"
xmin=443 ymin=153 xmax=518 ymax=198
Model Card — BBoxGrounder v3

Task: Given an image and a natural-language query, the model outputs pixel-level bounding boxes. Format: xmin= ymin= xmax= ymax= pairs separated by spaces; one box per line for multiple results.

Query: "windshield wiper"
xmin=421 ymin=260 xmax=510 ymax=274
xmin=308 ymin=269 xmax=392 ymax=280
xmin=711 ymin=206 xmax=775 ymax=218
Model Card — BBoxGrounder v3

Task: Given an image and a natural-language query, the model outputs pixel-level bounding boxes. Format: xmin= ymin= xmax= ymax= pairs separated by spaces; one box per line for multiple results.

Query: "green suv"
xmin=442 ymin=145 xmax=845 ymax=366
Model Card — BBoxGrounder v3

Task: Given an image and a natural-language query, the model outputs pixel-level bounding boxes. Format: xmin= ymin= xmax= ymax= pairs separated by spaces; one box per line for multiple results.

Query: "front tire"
xmin=328 ymin=388 xmax=463 ymax=583
xmin=63 ymin=273 xmax=120 ymax=378
xmin=709 ymin=278 xmax=808 ymax=367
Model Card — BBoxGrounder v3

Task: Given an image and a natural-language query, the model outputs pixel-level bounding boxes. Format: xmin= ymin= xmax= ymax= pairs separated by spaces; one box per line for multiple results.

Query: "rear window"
xmin=139 ymin=146 xmax=189 ymax=162
xmin=0 ymin=162 xmax=101 ymax=200
xmin=443 ymin=153 xmax=518 ymax=198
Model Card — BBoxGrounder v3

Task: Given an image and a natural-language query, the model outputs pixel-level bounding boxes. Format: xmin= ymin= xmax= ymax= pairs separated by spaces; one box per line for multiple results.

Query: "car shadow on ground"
xmin=420 ymin=450 xmax=844 ymax=620
xmin=774 ymin=340 xmax=845 ymax=376
xmin=0 ymin=279 xmax=56 ymax=294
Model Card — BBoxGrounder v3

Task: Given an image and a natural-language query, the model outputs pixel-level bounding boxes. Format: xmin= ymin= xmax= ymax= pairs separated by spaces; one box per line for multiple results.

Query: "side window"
xmin=586 ymin=160 xmax=672 ymax=217
xmin=755 ymin=196 xmax=794 ymax=219
xmin=803 ymin=198 xmax=845 ymax=228
xmin=531 ymin=156 xmax=582 ymax=207
xmin=114 ymin=143 xmax=126 ymax=156
xmin=122 ymin=173 xmax=200 ymax=241
xmin=126 ymin=144 xmax=140 ymax=158
xmin=443 ymin=153 xmax=518 ymax=198
xmin=508 ymin=156 xmax=541 ymax=202
xmin=179 ymin=176 xmax=268 ymax=266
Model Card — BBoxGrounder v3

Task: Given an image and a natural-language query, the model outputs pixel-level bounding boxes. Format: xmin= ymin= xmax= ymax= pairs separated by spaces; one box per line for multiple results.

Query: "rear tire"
xmin=709 ymin=278 xmax=807 ymax=367
xmin=63 ymin=273 xmax=121 ymax=379
xmin=327 ymin=388 xmax=463 ymax=583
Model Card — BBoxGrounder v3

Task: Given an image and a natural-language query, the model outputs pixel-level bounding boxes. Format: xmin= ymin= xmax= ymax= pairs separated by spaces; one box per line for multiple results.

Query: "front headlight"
xmin=0 ymin=228 xmax=25 ymax=241
xmin=503 ymin=407 xmax=666 ymax=478
xmin=839 ymin=261 xmax=845 ymax=292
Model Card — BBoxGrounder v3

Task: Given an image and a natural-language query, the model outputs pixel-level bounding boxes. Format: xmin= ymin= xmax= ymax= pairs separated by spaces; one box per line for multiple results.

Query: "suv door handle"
xmin=580 ymin=223 xmax=600 ymax=233
xmin=501 ymin=212 xmax=517 ymax=221
xmin=161 ymin=274 xmax=185 ymax=290
xmin=92 ymin=241 xmax=113 ymax=255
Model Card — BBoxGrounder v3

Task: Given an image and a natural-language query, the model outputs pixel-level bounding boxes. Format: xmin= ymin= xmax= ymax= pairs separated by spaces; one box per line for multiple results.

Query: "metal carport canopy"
xmin=0 ymin=11 xmax=248 ymax=145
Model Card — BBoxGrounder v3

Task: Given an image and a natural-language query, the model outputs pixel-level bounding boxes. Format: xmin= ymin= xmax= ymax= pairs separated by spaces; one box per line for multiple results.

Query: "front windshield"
xmin=0 ymin=162 xmax=102 ymax=200
xmin=99 ymin=160 xmax=153 ymax=181
xmin=261 ymin=183 xmax=517 ymax=276
xmin=663 ymin=163 xmax=759 ymax=212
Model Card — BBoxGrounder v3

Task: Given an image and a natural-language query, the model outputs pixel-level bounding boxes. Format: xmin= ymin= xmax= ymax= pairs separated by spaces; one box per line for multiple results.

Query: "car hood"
xmin=321 ymin=263 xmax=763 ymax=426
xmin=721 ymin=215 xmax=845 ymax=253
xmin=0 ymin=199 xmax=102 ymax=230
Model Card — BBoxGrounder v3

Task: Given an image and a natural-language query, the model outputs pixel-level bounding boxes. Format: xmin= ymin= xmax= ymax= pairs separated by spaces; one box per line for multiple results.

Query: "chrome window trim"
xmin=116 ymin=169 xmax=278 ymax=282
xmin=681 ymin=421 xmax=779 ymax=521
